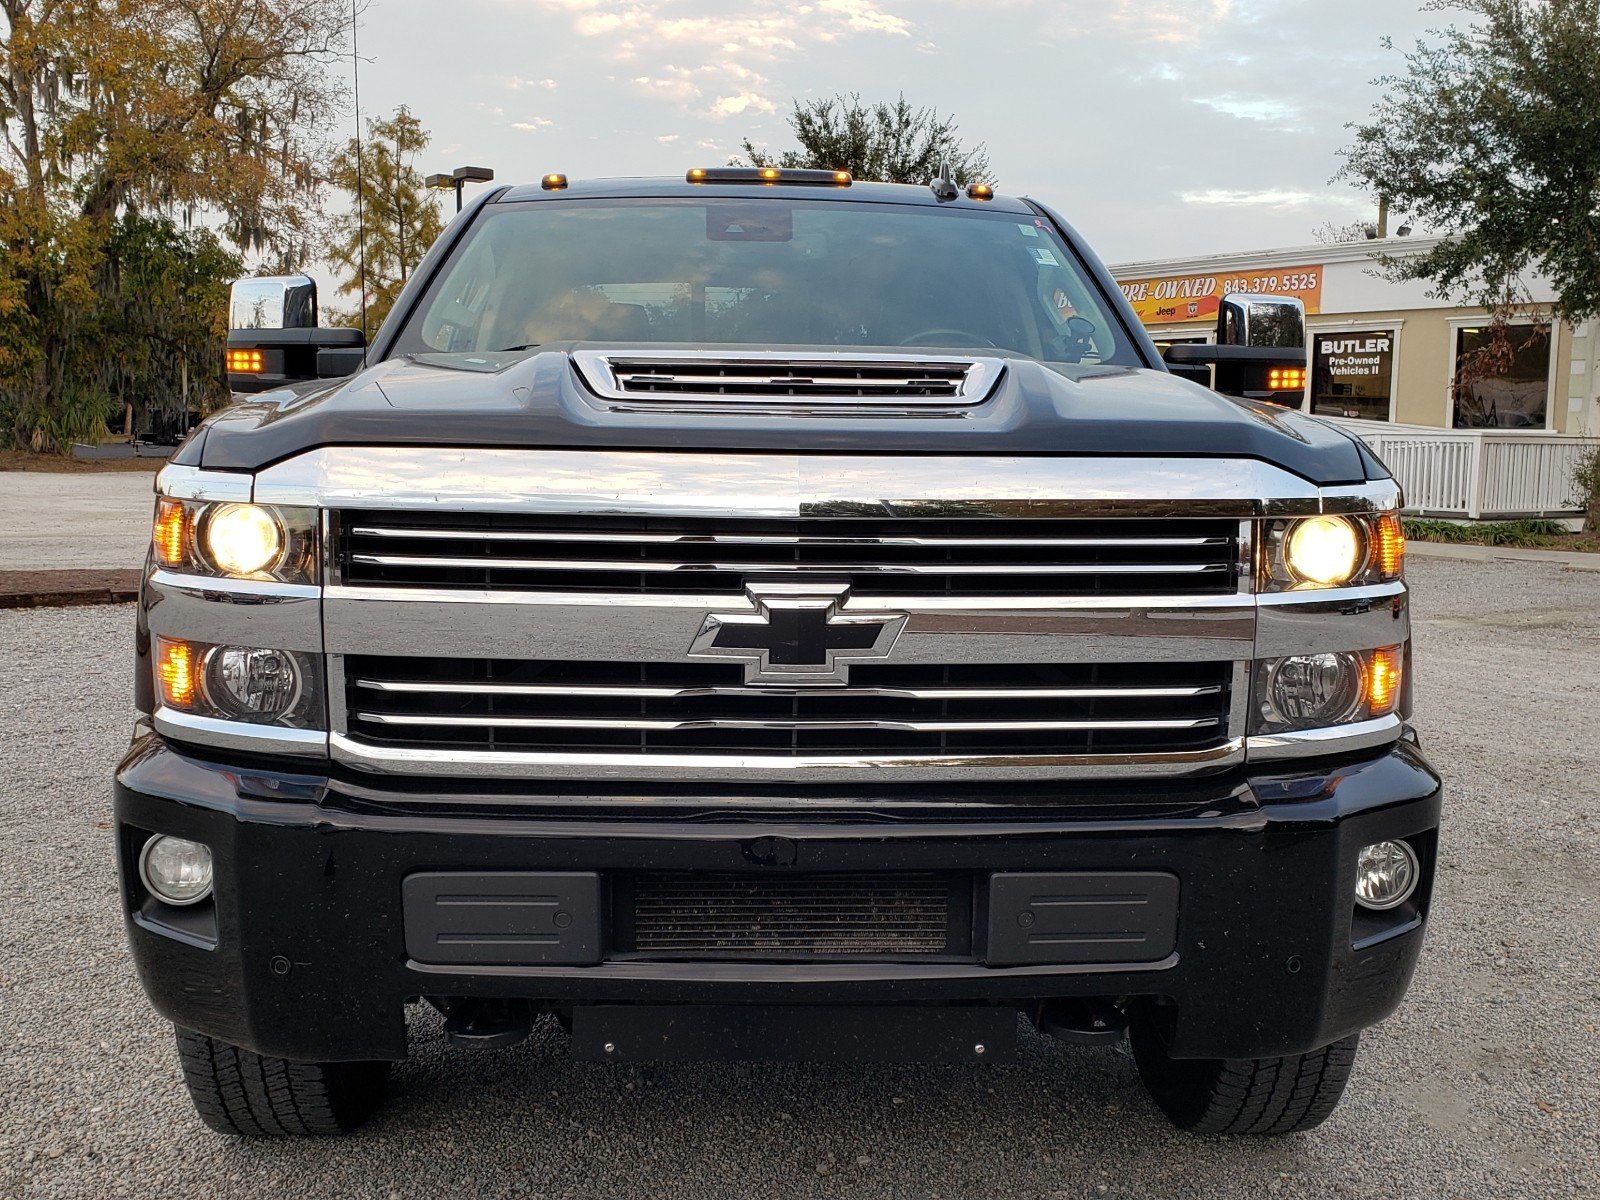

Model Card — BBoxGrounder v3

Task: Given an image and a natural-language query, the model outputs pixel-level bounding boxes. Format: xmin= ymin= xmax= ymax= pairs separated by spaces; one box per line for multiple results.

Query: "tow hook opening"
xmin=1036 ymin=998 xmax=1129 ymax=1045
xmin=431 ymin=997 xmax=535 ymax=1050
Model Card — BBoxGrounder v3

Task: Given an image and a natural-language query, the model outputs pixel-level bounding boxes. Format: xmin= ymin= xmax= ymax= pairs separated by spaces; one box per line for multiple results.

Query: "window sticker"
xmin=1031 ymin=246 xmax=1059 ymax=266
xmin=1017 ymin=224 xmax=1039 ymax=237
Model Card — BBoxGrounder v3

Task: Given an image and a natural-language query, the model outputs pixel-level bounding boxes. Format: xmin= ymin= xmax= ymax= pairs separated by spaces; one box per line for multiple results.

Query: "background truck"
xmin=119 ymin=166 xmax=1440 ymax=1137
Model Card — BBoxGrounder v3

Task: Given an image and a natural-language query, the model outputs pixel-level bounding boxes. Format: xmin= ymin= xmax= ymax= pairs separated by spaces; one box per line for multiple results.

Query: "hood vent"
xmin=573 ymin=351 xmax=1002 ymax=410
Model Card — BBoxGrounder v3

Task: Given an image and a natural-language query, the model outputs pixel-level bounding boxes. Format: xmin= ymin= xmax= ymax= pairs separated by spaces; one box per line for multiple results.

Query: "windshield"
xmin=388 ymin=198 xmax=1139 ymax=367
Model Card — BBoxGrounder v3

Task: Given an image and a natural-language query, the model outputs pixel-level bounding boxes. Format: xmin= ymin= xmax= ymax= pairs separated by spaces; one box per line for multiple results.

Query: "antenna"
xmin=351 ymin=0 xmax=368 ymax=352
xmin=929 ymin=156 xmax=958 ymax=201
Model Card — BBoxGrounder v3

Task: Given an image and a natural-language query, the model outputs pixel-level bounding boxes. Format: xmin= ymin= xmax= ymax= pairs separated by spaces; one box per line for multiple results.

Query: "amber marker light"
xmin=1375 ymin=512 xmax=1406 ymax=579
xmin=153 ymin=498 xmax=189 ymax=567
xmin=226 ymin=348 xmax=264 ymax=374
xmin=759 ymin=167 xmax=780 ymax=181
xmin=687 ymin=167 xmax=708 ymax=182
xmin=1366 ymin=646 xmax=1403 ymax=716
xmin=966 ymin=182 xmax=994 ymax=200
xmin=541 ymin=173 xmax=568 ymax=190
xmin=833 ymin=170 xmax=852 ymax=185
xmin=157 ymin=638 xmax=200 ymax=710
xmin=1268 ymin=366 xmax=1306 ymax=391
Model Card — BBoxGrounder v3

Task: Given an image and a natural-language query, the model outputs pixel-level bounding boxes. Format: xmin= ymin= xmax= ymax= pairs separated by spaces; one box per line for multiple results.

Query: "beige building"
xmin=1111 ymin=237 xmax=1600 ymax=518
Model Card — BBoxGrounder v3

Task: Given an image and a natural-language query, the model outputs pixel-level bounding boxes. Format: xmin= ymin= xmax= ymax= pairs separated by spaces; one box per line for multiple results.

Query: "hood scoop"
xmin=572 ymin=350 xmax=1004 ymax=412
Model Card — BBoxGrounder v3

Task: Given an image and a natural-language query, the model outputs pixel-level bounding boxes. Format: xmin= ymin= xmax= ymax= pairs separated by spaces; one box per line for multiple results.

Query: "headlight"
xmin=1285 ymin=516 xmax=1362 ymax=586
xmin=1254 ymin=645 xmax=1404 ymax=733
xmin=1261 ymin=511 xmax=1404 ymax=591
xmin=156 ymin=637 xmax=323 ymax=728
xmin=203 ymin=504 xmax=284 ymax=576
xmin=151 ymin=498 xmax=317 ymax=584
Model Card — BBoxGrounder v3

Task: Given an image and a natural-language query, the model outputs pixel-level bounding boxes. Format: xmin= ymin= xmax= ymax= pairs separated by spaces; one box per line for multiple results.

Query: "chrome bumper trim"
xmin=1245 ymin=715 xmax=1403 ymax=761
xmin=329 ymin=732 xmax=1247 ymax=782
xmin=153 ymin=708 xmax=328 ymax=758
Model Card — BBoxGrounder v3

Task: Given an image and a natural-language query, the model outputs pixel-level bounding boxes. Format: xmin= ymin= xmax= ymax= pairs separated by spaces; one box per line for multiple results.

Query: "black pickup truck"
xmin=118 ymin=167 xmax=1440 ymax=1138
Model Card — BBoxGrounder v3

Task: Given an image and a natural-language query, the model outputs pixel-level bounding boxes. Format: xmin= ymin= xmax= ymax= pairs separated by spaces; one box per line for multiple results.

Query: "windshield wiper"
xmin=493 ymin=343 xmax=540 ymax=353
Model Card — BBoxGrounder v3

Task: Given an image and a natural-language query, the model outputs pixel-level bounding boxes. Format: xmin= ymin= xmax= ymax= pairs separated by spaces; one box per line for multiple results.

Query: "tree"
xmin=1338 ymin=0 xmax=1600 ymax=321
xmin=738 ymin=93 xmax=992 ymax=187
xmin=324 ymin=106 xmax=445 ymax=338
xmin=0 ymin=0 xmax=350 ymax=448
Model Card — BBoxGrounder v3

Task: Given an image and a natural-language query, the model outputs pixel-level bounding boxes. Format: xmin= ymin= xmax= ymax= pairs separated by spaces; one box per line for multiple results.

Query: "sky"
xmin=346 ymin=0 xmax=1444 ymax=269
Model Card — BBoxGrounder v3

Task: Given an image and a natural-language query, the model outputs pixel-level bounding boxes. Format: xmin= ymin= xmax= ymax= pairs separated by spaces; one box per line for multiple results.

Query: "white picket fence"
xmin=1323 ymin=419 xmax=1598 ymax=519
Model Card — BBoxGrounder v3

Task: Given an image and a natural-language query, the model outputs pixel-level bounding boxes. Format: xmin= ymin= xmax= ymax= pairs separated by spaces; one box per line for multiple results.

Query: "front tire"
xmin=1130 ymin=1012 xmax=1359 ymax=1135
xmin=175 ymin=1028 xmax=390 ymax=1137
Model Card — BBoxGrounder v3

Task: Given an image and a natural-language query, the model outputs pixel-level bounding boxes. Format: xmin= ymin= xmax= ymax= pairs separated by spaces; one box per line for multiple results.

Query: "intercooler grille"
xmin=607 ymin=358 xmax=973 ymax=401
xmin=615 ymin=873 xmax=967 ymax=958
xmin=336 ymin=513 xmax=1241 ymax=598
xmin=341 ymin=658 xmax=1233 ymax=758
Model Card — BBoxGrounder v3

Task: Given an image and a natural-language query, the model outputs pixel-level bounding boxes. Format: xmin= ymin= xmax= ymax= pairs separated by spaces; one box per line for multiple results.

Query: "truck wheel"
xmin=1129 ymin=1012 xmax=1359 ymax=1135
xmin=174 ymin=1028 xmax=390 ymax=1137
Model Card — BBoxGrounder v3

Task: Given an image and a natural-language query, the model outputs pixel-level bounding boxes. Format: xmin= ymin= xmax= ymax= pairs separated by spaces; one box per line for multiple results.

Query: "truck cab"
xmin=119 ymin=168 xmax=1439 ymax=1138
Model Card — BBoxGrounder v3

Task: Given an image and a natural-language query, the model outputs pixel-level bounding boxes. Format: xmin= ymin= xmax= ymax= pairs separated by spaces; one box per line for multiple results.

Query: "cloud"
xmin=816 ymin=0 xmax=911 ymax=36
xmin=710 ymin=92 xmax=777 ymax=117
xmin=1108 ymin=0 xmax=1233 ymax=44
xmin=1191 ymin=93 xmax=1304 ymax=127
xmin=655 ymin=133 xmax=680 ymax=143
xmin=528 ymin=0 xmax=916 ymax=115
xmin=512 ymin=117 xmax=555 ymax=131
xmin=504 ymin=76 xmax=559 ymax=91
xmin=1181 ymin=188 xmax=1364 ymax=210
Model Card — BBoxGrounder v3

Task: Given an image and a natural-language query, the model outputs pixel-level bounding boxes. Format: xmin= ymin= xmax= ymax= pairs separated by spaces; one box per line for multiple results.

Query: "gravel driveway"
xmin=1 ymin=557 xmax=1595 ymax=1200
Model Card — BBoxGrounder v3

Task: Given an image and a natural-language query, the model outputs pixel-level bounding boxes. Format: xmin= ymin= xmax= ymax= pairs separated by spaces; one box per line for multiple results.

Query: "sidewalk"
xmin=1 ymin=470 xmax=154 ymax=607
xmin=1407 ymin=539 xmax=1600 ymax=572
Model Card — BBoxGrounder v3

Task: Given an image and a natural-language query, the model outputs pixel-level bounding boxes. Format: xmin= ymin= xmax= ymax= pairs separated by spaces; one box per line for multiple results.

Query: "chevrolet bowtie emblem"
xmin=688 ymin=583 xmax=907 ymax=685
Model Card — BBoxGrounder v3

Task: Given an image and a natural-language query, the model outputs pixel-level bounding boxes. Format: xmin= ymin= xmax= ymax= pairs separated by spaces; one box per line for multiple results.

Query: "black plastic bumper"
xmin=114 ymin=733 xmax=1442 ymax=1064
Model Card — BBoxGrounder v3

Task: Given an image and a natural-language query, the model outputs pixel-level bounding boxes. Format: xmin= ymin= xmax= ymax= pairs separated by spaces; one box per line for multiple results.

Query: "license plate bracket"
xmin=570 ymin=1004 xmax=1016 ymax=1063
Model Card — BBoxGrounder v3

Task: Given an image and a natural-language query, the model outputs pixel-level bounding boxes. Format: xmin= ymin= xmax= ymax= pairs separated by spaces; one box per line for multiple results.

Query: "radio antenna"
xmin=351 ymin=0 xmax=368 ymax=351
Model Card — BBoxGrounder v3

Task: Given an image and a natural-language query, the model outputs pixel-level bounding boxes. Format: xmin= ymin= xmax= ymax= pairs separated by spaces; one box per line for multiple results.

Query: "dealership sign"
xmin=1119 ymin=266 xmax=1323 ymax=325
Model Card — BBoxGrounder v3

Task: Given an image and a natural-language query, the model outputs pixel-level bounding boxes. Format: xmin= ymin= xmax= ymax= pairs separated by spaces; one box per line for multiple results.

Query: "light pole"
xmin=426 ymin=165 xmax=496 ymax=212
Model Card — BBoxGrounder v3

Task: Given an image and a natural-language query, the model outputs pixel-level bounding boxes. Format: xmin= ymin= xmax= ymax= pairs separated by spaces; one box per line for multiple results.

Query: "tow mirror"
xmin=1161 ymin=293 xmax=1307 ymax=405
xmin=1218 ymin=293 xmax=1306 ymax=350
xmin=225 ymin=275 xmax=366 ymax=394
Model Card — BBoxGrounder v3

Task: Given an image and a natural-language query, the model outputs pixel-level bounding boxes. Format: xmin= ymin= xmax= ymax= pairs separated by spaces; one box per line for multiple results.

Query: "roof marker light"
xmin=966 ymin=183 xmax=994 ymax=200
xmin=685 ymin=167 xmax=852 ymax=187
xmin=541 ymin=173 xmax=569 ymax=191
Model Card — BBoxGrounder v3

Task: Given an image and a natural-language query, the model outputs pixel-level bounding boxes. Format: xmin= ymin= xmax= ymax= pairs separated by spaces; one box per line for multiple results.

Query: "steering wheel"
xmin=898 ymin=328 xmax=997 ymax=348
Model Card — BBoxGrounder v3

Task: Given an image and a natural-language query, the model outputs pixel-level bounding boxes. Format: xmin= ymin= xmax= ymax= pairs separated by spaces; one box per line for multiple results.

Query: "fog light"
xmin=139 ymin=835 xmax=214 ymax=906
xmin=1264 ymin=652 xmax=1364 ymax=728
xmin=207 ymin=647 xmax=301 ymax=718
xmin=1355 ymin=840 xmax=1418 ymax=911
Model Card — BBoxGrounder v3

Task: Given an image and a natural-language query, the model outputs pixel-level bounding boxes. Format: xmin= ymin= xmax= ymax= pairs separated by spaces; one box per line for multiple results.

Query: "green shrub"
xmin=1402 ymin=517 xmax=1571 ymax=547
xmin=1573 ymin=448 xmax=1600 ymax=531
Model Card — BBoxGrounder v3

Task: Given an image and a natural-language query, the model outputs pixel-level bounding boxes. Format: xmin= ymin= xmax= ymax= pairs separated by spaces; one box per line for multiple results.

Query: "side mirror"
xmin=229 ymin=275 xmax=319 ymax=331
xmin=1218 ymin=293 xmax=1306 ymax=349
xmin=225 ymin=275 xmax=366 ymax=393
xmin=1161 ymin=292 xmax=1308 ymax=405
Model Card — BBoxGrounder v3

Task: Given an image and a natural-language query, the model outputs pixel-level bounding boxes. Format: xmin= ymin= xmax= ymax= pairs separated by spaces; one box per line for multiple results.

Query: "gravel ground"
xmin=1 ymin=557 xmax=1596 ymax=1200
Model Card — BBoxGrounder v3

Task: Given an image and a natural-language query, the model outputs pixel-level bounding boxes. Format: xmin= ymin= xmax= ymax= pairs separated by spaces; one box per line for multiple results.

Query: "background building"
xmin=1111 ymin=238 xmax=1600 ymax=520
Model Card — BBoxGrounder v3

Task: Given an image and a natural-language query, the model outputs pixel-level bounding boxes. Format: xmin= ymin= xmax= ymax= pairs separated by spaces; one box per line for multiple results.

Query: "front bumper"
xmin=115 ymin=732 xmax=1441 ymax=1064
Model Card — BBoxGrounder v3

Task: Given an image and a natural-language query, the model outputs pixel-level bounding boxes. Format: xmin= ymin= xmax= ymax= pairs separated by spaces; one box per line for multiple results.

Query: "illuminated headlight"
xmin=151 ymin=498 xmax=317 ymax=583
xmin=1286 ymin=516 xmax=1362 ymax=586
xmin=1254 ymin=646 xmax=1404 ymax=733
xmin=139 ymin=835 xmax=214 ymax=906
xmin=1262 ymin=512 xmax=1405 ymax=591
xmin=1354 ymin=840 xmax=1419 ymax=910
xmin=203 ymin=504 xmax=284 ymax=576
xmin=156 ymin=637 xmax=322 ymax=727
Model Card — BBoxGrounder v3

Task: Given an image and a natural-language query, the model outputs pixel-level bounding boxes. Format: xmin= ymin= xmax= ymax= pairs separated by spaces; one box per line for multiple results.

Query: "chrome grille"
xmin=573 ymin=351 xmax=1000 ymax=407
xmin=342 ymin=658 xmax=1233 ymax=758
xmin=337 ymin=513 xmax=1241 ymax=597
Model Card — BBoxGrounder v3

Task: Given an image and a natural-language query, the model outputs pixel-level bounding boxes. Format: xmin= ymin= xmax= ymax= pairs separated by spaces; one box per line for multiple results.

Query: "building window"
xmin=1311 ymin=330 xmax=1396 ymax=422
xmin=1453 ymin=324 xmax=1551 ymax=429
